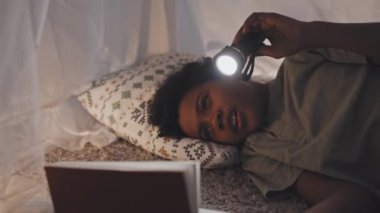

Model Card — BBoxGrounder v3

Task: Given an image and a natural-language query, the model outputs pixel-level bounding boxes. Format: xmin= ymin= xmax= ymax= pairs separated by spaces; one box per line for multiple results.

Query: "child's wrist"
xmin=298 ymin=21 xmax=314 ymax=50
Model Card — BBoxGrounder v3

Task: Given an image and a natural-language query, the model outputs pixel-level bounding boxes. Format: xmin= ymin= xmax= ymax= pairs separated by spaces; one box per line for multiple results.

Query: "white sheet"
xmin=1 ymin=0 xmax=380 ymax=212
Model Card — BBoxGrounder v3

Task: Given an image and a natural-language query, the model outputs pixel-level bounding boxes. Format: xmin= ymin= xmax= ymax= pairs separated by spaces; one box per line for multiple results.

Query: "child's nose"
xmin=213 ymin=110 xmax=224 ymax=130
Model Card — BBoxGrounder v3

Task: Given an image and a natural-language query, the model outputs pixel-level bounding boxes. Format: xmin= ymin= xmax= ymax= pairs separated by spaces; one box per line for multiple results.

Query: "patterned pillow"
xmin=77 ymin=53 xmax=239 ymax=168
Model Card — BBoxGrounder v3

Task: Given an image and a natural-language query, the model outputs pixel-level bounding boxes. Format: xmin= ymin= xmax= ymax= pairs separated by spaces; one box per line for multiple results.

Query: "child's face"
xmin=178 ymin=79 xmax=265 ymax=146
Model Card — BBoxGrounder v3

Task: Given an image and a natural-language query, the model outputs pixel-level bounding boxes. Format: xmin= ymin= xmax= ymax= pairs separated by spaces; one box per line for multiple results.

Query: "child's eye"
xmin=201 ymin=126 xmax=213 ymax=140
xmin=200 ymin=93 xmax=210 ymax=111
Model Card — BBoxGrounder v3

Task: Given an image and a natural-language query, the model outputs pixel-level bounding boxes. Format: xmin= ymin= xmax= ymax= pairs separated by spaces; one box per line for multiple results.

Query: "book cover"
xmin=45 ymin=161 xmax=200 ymax=213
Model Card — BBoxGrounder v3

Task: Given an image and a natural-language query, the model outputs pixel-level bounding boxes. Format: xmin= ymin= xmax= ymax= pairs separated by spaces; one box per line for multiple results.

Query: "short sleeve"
xmin=240 ymin=143 xmax=302 ymax=197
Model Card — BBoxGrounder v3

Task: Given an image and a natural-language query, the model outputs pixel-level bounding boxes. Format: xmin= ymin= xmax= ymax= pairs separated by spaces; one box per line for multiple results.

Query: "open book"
xmin=45 ymin=161 xmax=225 ymax=213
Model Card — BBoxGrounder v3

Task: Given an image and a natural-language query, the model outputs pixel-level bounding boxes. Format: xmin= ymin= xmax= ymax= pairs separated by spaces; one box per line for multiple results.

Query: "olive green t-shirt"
xmin=241 ymin=48 xmax=380 ymax=199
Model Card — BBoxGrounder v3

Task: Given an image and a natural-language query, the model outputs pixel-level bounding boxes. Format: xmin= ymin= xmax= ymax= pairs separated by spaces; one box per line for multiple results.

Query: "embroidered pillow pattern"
xmin=78 ymin=53 xmax=239 ymax=168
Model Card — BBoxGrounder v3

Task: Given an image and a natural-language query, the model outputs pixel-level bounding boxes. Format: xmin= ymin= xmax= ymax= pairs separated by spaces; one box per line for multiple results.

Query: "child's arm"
xmin=233 ymin=13 xmax=380 ymax=64
xmin=293 ymin=171 xmax=377 ymax=213
xmin=303 ymin=21 xmax=380 ymax=64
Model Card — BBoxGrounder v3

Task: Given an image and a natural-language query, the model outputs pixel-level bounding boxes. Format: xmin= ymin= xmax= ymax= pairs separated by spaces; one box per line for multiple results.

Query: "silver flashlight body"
xmin=213 ymin=32 xmax=264 ymax=81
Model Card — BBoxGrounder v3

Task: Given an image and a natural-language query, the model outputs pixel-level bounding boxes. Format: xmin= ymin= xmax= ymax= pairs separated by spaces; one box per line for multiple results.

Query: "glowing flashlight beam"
xmin=215 ymin=55 xmax=238 ymax=76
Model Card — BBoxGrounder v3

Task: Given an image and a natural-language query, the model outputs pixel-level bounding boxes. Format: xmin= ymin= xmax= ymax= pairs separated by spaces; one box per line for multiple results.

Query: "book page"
xmin=199 ymin=208 xmax=228 ymax=213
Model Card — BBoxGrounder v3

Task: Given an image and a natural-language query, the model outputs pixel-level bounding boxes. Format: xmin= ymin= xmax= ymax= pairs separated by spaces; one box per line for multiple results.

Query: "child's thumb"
xmin=256 ymin=44 xmax=275 ymax=57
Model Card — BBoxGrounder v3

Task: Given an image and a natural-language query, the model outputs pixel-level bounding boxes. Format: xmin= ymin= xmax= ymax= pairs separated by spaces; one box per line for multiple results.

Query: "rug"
xmin=45 ymin=139 xmax=307 ymax=213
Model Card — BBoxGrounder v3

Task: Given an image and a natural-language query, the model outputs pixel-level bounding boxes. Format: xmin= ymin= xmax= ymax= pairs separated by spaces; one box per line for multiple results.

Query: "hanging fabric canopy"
xmin=1 ymin=0 xmax=380 ymax=212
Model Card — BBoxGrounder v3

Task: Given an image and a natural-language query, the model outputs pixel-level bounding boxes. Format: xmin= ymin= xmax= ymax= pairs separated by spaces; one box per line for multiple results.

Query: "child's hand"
xmin=233 ymin=13 xmax=307 ymax=58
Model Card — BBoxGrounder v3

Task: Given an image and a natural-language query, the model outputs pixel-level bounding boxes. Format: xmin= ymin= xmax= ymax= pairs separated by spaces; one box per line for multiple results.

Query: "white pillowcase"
xmin=77 ymin=53 xmax=239 ymax=168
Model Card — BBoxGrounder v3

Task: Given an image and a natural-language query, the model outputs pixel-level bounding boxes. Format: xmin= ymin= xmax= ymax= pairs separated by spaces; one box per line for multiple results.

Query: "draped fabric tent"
xmin=1 ymin=0 xmax=379 ymax=212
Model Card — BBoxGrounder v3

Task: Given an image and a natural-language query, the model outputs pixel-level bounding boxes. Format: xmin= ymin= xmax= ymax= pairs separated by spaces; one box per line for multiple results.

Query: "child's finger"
xmin=256 ymin=43 xmax=275 ymax=57
xmin=232 ymin=25 xmax=245 ymax=45
xmin=233 ymin=12 xmax=266 ymax=45
xmin=252 ymin=12 xmax=277 ymax=33
xmin=243 ymin=13 xmax=260 ymax=34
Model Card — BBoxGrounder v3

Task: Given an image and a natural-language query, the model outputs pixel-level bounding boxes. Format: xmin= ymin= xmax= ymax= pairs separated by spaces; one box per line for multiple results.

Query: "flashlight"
xmin=214 ymin=31 xmax=264 ymax=81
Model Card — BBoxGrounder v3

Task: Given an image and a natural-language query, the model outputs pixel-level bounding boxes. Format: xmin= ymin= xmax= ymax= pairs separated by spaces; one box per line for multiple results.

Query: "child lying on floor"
xmin=149 ymin=13 xmax=380 ymax=212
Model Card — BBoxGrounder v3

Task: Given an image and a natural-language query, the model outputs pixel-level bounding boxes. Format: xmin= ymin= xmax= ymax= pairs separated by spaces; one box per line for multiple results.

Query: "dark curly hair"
xmin=148 ymin=57 xmax=222 ymax=139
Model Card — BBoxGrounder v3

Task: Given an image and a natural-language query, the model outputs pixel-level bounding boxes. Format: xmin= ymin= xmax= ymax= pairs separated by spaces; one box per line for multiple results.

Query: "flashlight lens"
xmin=216 ymin=55 xmax=238 ymax=76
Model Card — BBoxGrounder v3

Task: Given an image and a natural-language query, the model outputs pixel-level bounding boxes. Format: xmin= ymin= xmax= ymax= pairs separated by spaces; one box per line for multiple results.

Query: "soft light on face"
xmin=178 ymin=79 xmax=266 ymax=146
xmin=215 ymin=55 xmax=238 ymax=76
